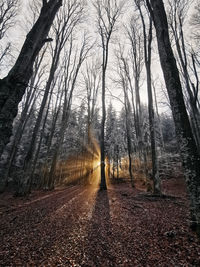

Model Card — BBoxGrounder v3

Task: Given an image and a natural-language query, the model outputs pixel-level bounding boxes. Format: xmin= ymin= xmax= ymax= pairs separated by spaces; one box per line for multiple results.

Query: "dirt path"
xmin=0 ymin=179 xmax=200 ymax=266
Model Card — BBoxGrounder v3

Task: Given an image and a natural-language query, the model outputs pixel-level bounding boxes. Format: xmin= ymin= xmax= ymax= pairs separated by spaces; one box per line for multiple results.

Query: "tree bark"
xmin=100 ymin=66 xmax=107 ymax=190
xmin=47 ymin=38 xmax=89 ymax=189
xmin=0 ymin=88 xmax=38 ymax=192
xmin=0 ymin=0 xmax=62 ymax=158
xmin=95 ymin=0 xmax=122 ymax=190
xmin=146 ymin=0 xmax=200 ymax=234
xmin=137 ymin=2 xmax=161 ymax=194
xmin=170 ymin=8 xmax=200 ymax=150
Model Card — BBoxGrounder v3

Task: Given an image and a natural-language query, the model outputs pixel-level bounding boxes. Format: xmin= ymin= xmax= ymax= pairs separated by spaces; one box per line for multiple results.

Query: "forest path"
xmin=0 ymin=179 xmax=200 ymax=266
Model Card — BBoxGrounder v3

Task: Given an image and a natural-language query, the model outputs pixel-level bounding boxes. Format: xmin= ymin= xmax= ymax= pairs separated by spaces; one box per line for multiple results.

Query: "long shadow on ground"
xmin=83 ymin=189 xmax=116 ymax=267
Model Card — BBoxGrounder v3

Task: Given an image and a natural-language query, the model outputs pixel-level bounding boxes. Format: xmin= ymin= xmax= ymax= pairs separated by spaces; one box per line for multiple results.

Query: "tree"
xmin=0 ymin=0 xmax=18 ymax=40
xmin=0 ymin=48 xmax=47 ymax=191
xmin=146 ymin=0 xmax=200 ymax=235
xmin=115 ymin=47 xmax=135 ymax=186
xmin=0 ymin=0 xmax=18 ymax=72
xmin=0 ymin=0 xmax=62 ymax=159
xmin=117 ymin=22 xmax=149 ymax=182
xmin=15 ymin=0 xmax=85 ymax=195
xmin=82 ymin=58 xmax=101 ymax=142
xmin=47 ymin=34 xmax=92 ymax=190
xmin=135 ymin=0 xmax=161 ymax=194
xmin=94 ymin=0 xmax=123 ymax=190
xmin=124 ymin=15 xmax=144 ymax=153
xmin=168 ymin=0 xmax=200 ymax=150
xmin=190 ymin=0 xmax=200 ymax=40
xmin=105 ymin=103 xmax=118 ymax=178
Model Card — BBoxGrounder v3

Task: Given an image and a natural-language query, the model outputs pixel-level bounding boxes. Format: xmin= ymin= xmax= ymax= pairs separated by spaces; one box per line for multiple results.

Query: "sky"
xmin=0 ymin=0 xmax=197 ymax=117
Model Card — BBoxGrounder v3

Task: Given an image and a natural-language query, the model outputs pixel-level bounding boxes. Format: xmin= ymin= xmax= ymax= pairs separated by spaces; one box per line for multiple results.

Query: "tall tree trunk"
xmin=0 ymin=0 xmax=62 ymax=158
xmin=1 ymin=49 xmax=47 ymax=192
xmin=100 ymin=68 xmax=107 ymax=190
xmin=41 ymin=104 xmax=61 ymax=188
xmin=146 ymin=0 xmax=200 ymax=234
xmin=41 ymin=87 xmax=63 ymax=189
xmin=95 ymin=0 xmax=122 ymax=190
xmin=152 ymin=81 xmax=165 ymax=152
xmin=171 ymin=16 xmax=200 ymax=150
xmin=126 ymin=103 xmax=134 ymax=187
xmin=27 ymin=82 xmax=54 ymax=193
xmin=137 ymin=3 xmax=161 ymax=195
xmin=47 ymin=101 xmax=72 ymax=189
xmin=0 ymin=90 xmax=38 ymax=191
xmin=16 ymin=72 xmax=56 ymax=195
xmin=122 ymin=78 xmax=134 ymax=187
xmin=47 ymin=38 xmax=90 ymax=189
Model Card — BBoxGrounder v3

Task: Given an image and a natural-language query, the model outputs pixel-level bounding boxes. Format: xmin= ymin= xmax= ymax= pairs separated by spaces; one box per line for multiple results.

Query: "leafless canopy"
xmin=190 ymin=0 xmax=200 ymax=40
xmin=0 ymin=0 xmax=18 ymax=40
xmin=94 ymin=0 xmax=124 ymax=52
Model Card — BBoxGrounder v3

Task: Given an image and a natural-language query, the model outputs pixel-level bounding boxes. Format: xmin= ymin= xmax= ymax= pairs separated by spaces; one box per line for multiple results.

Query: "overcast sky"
xmin=0 ymin=0 xmax=197 ymax=116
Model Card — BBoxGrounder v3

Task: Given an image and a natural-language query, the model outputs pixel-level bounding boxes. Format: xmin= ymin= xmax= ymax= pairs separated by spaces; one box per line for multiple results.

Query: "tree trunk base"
xmin=100 ymin=183 xmax=107 ymax=190
xmin=13 ymin=190 xmax=29 ymax=198
xmin=190 ymin=221 xmax=200 ymax=238
xmin=153 ymin=189 xmax=161 ymax=196
xmin=0 ymin=180 xmax=6 ymax=193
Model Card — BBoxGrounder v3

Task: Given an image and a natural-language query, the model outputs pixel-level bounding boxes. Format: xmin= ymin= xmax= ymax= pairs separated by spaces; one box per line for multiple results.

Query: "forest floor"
xmin=0 ymin=177 xmax=200 ymax=266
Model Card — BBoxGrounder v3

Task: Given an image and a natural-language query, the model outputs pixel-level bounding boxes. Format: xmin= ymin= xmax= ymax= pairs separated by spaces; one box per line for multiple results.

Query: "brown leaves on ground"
xmin=0 ymin=178 xmax=199 ymax=266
